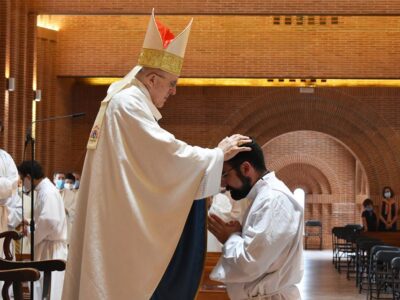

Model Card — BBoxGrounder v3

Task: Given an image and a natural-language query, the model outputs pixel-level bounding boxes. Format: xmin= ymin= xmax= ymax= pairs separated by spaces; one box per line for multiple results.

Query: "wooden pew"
xmin=361 ymin=231 xmax=400 ymax=247
xmin=197 ymin=252 xmax=229 ymax=300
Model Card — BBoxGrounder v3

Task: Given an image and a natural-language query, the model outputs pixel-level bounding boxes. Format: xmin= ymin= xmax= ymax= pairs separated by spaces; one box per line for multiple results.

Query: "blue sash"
xmin=150 ymin=199 xmax=207 ymax=300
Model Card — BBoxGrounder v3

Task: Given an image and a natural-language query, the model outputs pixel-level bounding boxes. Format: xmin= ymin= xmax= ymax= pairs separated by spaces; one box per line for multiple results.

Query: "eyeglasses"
xmin=154 ymin=73 xmax=177 ymax=89
xmin=222 ymin=167 xmax=235 ymax=179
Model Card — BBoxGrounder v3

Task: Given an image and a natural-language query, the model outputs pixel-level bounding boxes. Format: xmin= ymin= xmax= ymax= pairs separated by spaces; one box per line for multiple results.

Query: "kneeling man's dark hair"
xmin=227 ymin=139 xmax=267 ymax=173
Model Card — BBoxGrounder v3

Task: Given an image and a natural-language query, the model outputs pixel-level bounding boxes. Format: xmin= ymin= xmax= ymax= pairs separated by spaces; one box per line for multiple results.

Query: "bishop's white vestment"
xmin=0 ymin=149 xmax=22 ymax=233
xmin=62 ymin=78 xmax=223 ymax=299
xmin=210 ymin=172 xmax=304 ymax=300
xmin=60 ymin=189 xmax=77 ymax=244
xmin=33 ymin=177 xmax=68 ymax=300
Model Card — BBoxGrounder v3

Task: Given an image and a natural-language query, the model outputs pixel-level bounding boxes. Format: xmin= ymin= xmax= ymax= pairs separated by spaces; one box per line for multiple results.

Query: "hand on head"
xmin=218 ymin=134 xmax=252 ymax=161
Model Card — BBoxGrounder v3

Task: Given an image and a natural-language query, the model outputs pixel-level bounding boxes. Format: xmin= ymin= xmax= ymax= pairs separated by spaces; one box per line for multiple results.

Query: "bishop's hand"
xmin=218 ymin=134 xmax=252 ymax=161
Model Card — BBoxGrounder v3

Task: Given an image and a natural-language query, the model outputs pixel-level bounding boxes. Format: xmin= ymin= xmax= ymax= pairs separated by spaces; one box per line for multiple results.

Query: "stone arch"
xmin=267 ymin=153 xmax=341 ymax=194
xmin=277 ymin=163 xmax=330 ymax=194
xmin=217 ymin=88 xmax=400 ymax=195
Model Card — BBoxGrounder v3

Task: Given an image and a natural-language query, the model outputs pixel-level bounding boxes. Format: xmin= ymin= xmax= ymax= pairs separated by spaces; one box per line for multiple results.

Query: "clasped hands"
xmin=208 ymin=214 xmax=242 ymax=244
xmin=16 ymin=219 xmax=29 ymax=236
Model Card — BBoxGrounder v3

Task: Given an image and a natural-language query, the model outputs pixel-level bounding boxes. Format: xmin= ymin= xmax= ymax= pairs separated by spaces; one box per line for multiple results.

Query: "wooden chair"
xmin=0 ymin=268 xmax=40 ymax=300
xmin=0 ymin=230 xmax=67 ymax=300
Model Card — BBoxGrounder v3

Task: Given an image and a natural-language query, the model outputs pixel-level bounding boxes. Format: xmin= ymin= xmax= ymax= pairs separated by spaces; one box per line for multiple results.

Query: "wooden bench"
xmin=197 ymin=252 xmax=229 ymax=300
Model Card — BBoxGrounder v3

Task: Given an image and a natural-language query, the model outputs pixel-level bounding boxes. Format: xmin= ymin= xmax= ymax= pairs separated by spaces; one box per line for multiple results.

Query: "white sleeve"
xmin=34 ymin=193 xmax=59 ymax=246
xmin=210 ymin=194 xmax=297 ymax=283
xmin=0 ymin=178 xmax=14 ymax=200
xmin=194 ymin=147 xmax=224 ymax=200
xmin=0 ymin=151 xmax=19 ymax=202
xmin=6 ymin=193 xmax=22 ymax=228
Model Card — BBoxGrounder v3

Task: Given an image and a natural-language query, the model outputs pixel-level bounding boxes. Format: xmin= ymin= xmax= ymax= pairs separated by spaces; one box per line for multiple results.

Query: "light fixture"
xmin=37 ymin=15 xmax=60 ymax=31
xmin=34 ymin=90 xmax=42 ymax=102
xmin=6 ymin=77 xmax=15 ymax=91
xmin=299 ymin=87 xmax=315 ymax=94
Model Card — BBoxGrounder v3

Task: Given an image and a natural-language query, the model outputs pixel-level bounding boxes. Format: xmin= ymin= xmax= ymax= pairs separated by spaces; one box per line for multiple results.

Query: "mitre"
xmin=138 ymin=9 xmax=193 ymax=76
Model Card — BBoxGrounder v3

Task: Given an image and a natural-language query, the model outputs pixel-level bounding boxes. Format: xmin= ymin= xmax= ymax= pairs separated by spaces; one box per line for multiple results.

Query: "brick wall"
xmin=28 ymin=0 xmax=400 ymax=15
xmin=0 ymin=0 xmax=34 ymax=165
xmin=264 ymin=131 xmax=358 ymax=248
xmin=68 ymin=84 xmax=400 ymax=247
xmin=69 ymin=79 xmax=105 ymax=172
xmin=0 ymin=2 xmax=7 ymax=139
xmin=265 ymin=131 xmax=356 ymax=196
xmin=52 ymin=15 xmax=400 ymax=78
xmin=2 ymin=1 xmax=400 ymax=249
xmin=35 ymin=27 xmax=71 ymax=177
xmin=71 ymin=84 xmax=400 ymax=192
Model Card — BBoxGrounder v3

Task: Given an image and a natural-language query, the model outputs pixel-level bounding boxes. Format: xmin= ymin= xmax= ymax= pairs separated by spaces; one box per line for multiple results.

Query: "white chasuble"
xmin=0 ymin=149 xmax=18 ymax=202
xmin=63 ymin=78 xmax=223 ymax=300
xmin=34 ymin=178 xmax=68 ymax=300
xmin=0 ymin=149 xmax=21 ymax=231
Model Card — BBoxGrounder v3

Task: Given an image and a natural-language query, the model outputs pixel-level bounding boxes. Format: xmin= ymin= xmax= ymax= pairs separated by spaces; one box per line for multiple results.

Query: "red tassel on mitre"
xmin=156 ymin=20 xmax=175 ymax=48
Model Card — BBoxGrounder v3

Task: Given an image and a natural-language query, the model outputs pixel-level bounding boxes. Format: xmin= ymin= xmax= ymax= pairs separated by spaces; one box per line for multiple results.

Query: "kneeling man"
xmin=208 ymin=140 xmax=304 ymax=300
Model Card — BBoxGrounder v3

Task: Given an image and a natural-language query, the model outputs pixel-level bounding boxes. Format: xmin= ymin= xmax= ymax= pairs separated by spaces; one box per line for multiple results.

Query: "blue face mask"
xmin=55 ymin=179 xmax=65 ymax=190
xmin=73 ymin=180 xmax=80 ymax=189
xmin=365 ymin=206 xmax=373 ymax=212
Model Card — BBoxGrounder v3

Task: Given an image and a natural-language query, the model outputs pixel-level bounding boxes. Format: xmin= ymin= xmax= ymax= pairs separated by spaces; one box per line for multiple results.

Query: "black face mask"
xmin=227 ymin=170 xmax=253 ymax=201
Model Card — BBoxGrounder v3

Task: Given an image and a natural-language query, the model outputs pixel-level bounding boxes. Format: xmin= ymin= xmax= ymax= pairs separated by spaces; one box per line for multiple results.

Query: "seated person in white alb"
xmin=61 ymin=173 xmax=78 ymax=244
xmin=17 ymin=176 xmax=34 ymax=255
xmin=18 ymin=160 xmax=68 ymax=300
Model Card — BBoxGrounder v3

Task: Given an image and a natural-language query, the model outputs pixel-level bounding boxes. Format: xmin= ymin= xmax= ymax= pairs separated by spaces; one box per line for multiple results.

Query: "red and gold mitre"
xmin=138 ymin=9 xmax=193 ymax=76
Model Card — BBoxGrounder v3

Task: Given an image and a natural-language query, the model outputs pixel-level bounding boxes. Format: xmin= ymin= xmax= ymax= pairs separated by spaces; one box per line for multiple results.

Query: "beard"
xmin=227 ymin=173 xmax=253 ymax=200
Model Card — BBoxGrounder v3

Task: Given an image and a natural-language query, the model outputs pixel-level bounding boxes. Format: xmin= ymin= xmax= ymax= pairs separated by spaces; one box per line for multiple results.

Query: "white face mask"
xmin=23 ymin=177 xmax=32 ymax=193
xmin=384 ymin=191 xmax=392 ymax=199
xmin=64 ymin=183 xmax=74 ymax=190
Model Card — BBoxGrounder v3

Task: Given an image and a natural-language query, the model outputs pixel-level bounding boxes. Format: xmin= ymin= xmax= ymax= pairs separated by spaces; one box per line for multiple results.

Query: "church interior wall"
xmin=264 ymin=131 xmax=357 ymax=248
xmin=68 ymin=84 xmax=400 ymax=249
xmin=1 ymin=0 xmax=35 ymax=164
xmin=28 ymin=0 xmax=400 ymax=15
xmin=50 ymin=15 xmax=400 ymax=78
xmin=1 ymin=0 xmax=400 ymax=249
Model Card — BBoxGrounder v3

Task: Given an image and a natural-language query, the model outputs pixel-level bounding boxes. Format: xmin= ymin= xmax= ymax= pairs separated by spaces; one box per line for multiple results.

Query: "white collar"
xmin=35 ymin=177 xmax=50 ymax=192
xmin=246 ymin=171 xmax=275 ymax=201
xmin=133 ymin=78 xmax=162 ymax=121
